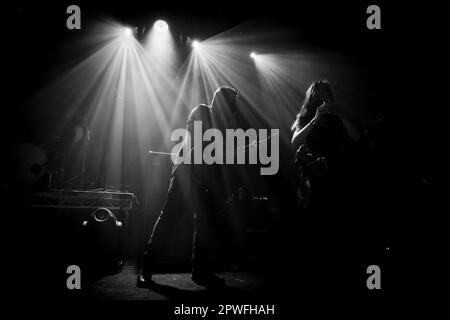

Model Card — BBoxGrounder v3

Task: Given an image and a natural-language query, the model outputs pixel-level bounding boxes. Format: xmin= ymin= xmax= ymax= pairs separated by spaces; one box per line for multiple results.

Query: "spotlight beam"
xmin=192 ymin=40 xmax=200 ymax=49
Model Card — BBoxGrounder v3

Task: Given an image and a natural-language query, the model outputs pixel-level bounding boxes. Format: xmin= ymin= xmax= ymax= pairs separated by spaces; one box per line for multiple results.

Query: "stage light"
xmin=192 ymin=40 xmax=200 ymax=49
xmin=250 ymin=52 xmax=257 ymax=59
xmin=154 ymin=20 xmax=169 ymax=33
xmin=122 ymin=27 xmax=133 ymax=38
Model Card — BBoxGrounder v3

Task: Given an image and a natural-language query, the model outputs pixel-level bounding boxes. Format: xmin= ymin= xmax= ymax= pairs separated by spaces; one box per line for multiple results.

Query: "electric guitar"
xmin=148 ymin=131 xmax=279 ymax=213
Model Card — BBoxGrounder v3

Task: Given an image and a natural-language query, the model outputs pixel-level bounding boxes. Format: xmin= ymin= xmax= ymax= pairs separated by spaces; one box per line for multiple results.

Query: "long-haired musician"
xmin=138 ymin=86 xmax=239 ymax=289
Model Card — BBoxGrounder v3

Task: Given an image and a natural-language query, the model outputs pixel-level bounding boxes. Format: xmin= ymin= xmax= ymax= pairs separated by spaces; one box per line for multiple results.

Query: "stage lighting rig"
xmin=154 ymin=20 xmax=169 ymax=33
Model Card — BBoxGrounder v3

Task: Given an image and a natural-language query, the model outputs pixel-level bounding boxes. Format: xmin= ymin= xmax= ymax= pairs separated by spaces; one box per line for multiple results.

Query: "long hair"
xmin=211 ymin=86 xmax=239 ymax=127
xmin=291 ymin=80 xmax=335 ymax=131
xmin=211 ymin=86 xmax=239 ymax=111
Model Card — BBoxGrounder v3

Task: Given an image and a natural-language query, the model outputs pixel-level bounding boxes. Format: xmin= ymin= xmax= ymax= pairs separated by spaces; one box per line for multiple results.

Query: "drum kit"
xmin=12 ymin=142 xmax=49 ymax=188
xmin=11 ymin=121 xmax=95 ymax=190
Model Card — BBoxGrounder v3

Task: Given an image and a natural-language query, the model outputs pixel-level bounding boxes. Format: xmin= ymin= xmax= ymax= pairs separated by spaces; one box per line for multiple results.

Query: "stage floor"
xmin=82 ymin=262 xmax=270 ymax=301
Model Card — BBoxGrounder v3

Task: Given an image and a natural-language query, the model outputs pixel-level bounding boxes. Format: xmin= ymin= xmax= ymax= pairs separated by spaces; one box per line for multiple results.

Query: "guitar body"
xmin=294 ymin=144 xmax=329 ymax=209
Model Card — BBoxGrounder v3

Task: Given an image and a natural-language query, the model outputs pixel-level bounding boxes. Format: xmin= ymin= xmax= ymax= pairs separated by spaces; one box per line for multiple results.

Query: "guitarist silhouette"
xmin=138 ymin=86 xmax=240 ymax=289
xmin=291 ymin=80 xmax=362 ymax=292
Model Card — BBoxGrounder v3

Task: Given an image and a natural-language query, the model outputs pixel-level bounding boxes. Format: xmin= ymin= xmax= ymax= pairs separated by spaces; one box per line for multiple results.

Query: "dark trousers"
xmin=142 ymin=163 xmax=222 ymax=275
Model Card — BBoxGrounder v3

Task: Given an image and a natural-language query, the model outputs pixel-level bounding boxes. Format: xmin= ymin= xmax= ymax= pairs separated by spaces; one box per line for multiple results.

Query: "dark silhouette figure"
xmin=291 ymin=80 xmax=363 ymax=293
xmin=138 ymin=86 xmax=239 ymax=289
